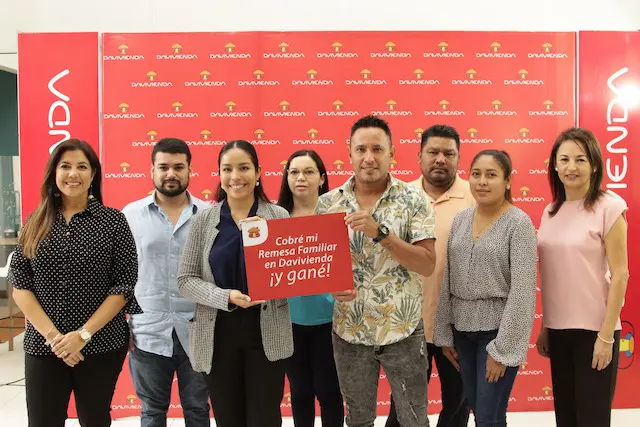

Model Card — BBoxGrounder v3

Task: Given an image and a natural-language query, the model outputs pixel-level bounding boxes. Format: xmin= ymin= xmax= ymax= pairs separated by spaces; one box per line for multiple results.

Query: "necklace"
xmin=472 ymin=202 xmax=508 ymax=240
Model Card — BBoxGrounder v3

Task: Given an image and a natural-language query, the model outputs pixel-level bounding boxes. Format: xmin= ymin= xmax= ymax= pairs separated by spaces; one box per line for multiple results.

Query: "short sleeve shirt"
xmin=8 ymin=198 xmax=140 ymax=356
xmin=538 ymin=192 xmax=628 ymax=331
xmin=316 ymin=175 xmax=436 ymax=346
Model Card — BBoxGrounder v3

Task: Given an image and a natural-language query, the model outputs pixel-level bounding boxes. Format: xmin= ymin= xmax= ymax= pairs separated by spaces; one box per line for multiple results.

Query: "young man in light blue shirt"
xmin=123 ymin=138 xmax=210 ymax=427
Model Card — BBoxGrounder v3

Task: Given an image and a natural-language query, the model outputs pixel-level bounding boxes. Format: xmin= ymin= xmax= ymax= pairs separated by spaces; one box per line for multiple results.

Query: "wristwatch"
xmin=78 ymin=328 xmax=92 ymax=343
xmin=373 ymin=224 xmax=390 ymax=243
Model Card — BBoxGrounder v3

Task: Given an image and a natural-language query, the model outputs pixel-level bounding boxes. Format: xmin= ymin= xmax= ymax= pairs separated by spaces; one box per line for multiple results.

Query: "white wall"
xmin=1 ymin=0 xmax=639 ymax=72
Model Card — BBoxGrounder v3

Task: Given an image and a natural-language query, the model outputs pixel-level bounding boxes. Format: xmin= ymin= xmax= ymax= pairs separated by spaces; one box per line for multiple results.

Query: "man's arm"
xmin=380 ymin=236 xmax=435 ymax=277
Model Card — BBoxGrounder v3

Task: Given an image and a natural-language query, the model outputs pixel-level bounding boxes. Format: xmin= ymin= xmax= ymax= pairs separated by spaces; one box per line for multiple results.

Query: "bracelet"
xmin=597 ymin=333 xmax=615 ymax=344
xmin=45 ymin=333 xmax=62 ymax=347
xmin=44 ymin=325 xmax=54 ymax=339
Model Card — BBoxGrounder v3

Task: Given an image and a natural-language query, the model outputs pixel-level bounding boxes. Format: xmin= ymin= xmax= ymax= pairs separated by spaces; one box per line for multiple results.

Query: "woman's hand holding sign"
xmin=332 ymin=289 xmax=357 ymax=302
xmin=229 ymin=290 xmax=265 ymax=309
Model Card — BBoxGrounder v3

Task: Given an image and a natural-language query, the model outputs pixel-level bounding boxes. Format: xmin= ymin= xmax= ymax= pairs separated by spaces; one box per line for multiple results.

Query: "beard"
xmin=155 ymin=179 xmax=188 ymax=197
xmin=425 ymin=167 xmax=455 ymax=188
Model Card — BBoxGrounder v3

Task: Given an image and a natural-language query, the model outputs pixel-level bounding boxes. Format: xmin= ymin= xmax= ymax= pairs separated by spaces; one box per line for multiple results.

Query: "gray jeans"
xmin=332 ymin=322 xmax=429 ymax=427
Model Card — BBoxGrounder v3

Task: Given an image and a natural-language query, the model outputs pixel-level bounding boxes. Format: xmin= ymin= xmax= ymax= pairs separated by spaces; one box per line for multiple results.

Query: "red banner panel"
xmin=17 ymin=32 xmax=100 ymax=221
xmin=578 ymin=31 xmax=640 ymax=409
xmin=242 ymin=214 xmax=354 ymax=300
xmin=101 ymin=31 xmax=576 ymax=418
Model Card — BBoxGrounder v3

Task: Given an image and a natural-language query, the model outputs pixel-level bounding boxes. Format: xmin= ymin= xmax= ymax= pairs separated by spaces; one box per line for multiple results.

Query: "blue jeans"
xmin=129 ymin=330 xmax=210 ymax=427
xmin=453 ymin=329 xmax=518 ymax=427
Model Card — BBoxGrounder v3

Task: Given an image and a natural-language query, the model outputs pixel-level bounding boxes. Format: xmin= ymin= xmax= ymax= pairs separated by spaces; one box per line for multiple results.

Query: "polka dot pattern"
xmin=8 ymin=198 xmax=141 ymax=356
xmin=433 ymin=206 xmax=538 ymax=367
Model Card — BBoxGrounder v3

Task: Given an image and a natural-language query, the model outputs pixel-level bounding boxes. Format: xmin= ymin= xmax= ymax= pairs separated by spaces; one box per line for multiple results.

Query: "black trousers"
xmin=386 ymin=343 xmax=469 ymax=427
xmin=286 ymin=322 xmax=344 ymax=427
xmin=24 ymin=345 xmax=128 ymax=427
xmin=204 ymin=306 xmax=287 ymax=427
xmin=548 ymin=329 xmax=620 ymax=427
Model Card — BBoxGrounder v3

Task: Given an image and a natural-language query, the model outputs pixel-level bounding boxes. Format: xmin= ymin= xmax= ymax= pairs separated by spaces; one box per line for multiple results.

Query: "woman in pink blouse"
xmin=536 ymin=128 xmax=629 ymax=427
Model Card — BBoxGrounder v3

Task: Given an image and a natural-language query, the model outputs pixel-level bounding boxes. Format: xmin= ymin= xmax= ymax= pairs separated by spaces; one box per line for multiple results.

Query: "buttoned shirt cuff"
xmin=108 ymin=285 xmax=143 ymax=315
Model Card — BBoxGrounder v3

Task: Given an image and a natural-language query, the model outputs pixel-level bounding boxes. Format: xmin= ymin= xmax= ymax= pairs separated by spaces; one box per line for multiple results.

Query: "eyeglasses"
xmin=288 ymin=169 xmax=319 ymax=178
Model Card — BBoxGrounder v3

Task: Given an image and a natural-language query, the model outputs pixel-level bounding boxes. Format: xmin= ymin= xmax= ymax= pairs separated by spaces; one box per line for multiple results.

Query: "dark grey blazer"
xmin=177 ymin=200 xmax=294 ymax=374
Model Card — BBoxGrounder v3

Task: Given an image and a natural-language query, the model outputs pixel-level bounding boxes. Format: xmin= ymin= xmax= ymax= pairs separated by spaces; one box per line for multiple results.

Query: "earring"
xmin=256 ymin=181 xmax=260 ymax=187
xmin=506 ymin=184 xmax=511 ymax=190
xmin=88 ymin=184 xmax=94 ymax=199
xmin=555 ymin=167 xmax=558 ymax=171
xmin=54 ymin=192 xmax=60 ymax=197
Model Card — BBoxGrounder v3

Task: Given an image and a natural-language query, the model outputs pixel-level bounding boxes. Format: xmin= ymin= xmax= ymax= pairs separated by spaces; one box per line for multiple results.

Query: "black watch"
xmin=373 ymin=224 xmax=390 ymax=243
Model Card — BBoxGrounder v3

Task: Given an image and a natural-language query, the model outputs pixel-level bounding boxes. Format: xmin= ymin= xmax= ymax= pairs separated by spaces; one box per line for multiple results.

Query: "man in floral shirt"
xmin=316 ymin=115 xmax=436 ymax=427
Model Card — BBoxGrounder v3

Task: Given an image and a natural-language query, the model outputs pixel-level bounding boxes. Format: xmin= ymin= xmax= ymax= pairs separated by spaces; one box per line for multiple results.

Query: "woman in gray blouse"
xmin=434 ymin=149 xmax=537 ymax=427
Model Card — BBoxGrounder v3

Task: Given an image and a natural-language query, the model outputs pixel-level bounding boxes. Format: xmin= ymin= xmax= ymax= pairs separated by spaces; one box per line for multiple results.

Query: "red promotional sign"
xmin=578 ymin=31 xmax=640 ymax=409
xmin=242 ymin=214 xmax=353 ymax=300
xmin=17 ymin=33 xmax=100 ymax=221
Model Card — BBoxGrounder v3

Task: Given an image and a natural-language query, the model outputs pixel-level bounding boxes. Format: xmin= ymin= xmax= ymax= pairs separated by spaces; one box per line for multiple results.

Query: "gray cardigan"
xmin=177 ymin=200 xmax=294 ymax=374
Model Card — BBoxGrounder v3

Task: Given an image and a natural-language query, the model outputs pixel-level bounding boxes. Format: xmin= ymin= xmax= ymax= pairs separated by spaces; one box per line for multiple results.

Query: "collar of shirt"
xmin=411 ymin=175 xmax=468 ymax=205
xmin=55 ymin=197 xmax=104 ymax=222
xmin=338 ymin=174 xmax=401 ymax=211
xmin=144 ymin=190 xmax=209 ymax=220
xmin=144 ymin=190 xmax=199 ymax=211
xmin=220 ymin=197 xmax=259 ymax=219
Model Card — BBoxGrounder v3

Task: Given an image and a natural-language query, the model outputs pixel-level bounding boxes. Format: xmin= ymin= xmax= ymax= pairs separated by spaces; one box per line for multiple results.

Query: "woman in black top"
xmin=178 ymin=140 xmax=293 ymax=427
xmin=9 ymin=139 xmax=140 ymax=427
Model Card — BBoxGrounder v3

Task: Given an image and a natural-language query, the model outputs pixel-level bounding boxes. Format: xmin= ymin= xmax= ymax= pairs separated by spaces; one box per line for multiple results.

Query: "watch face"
xmin=80 ymin=331 xmax=91 ymax=340
xmin=381 ymin=225 xmax=389 ymax=234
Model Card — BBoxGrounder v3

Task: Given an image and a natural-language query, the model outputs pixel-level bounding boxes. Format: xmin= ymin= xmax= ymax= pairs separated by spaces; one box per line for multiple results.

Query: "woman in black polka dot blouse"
xmin=8 ymin=139 xmax=141 ymax=427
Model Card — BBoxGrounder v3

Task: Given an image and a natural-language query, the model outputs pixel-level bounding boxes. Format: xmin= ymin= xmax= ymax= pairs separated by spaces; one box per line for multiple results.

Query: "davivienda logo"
xmin=103 ymin=102 xmax=145 ymax=119
xmin=104 ymin=161 xmax=147 ymax=179
xmin=157 ymin=102 xmax=199 ymax=119
xmin=104 ymin=43 xmax=144 ymax=60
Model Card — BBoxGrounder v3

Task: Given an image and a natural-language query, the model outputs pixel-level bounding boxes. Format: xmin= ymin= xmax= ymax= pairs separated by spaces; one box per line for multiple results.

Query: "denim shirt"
xmin=122 ymin=191 xmax=210 ymax=357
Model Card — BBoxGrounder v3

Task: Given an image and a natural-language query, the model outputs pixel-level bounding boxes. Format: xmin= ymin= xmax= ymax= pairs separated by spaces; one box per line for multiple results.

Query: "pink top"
xmin=538 ymin=192 xmax=627 ymax=331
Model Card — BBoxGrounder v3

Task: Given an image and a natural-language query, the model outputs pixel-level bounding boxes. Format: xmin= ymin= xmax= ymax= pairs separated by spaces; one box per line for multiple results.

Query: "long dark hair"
xmin=20 ymin=139 xmax=102 ymax=258
xmin=215 ymin=140 xmax=270 ymax=203
xmin=470 ymin=149 xmax=513 ymax=203
xmin=277 ymin=150 xmax=329 ymax=213
xmin=548 ymin=127 xmax=604 ymax=217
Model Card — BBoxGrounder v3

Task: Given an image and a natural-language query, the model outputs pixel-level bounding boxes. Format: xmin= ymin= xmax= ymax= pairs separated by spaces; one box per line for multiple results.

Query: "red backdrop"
xmin=17 ymin=32 xmax=100 ymax=222
xmin=100 ymin=31 xmax=575 ymax=416
xmin=15 ymin=30 xmax=639 ymax=419
xmin=578 ymin=31 xmax=640 ymax=409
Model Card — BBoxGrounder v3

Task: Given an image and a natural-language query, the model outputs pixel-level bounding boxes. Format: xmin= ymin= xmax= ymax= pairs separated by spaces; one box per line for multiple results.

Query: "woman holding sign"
xmin=277 ymin=150 xmax=344 ymax=427
xmin=178 ymin=140 xmax=293 ymax=427
xmin=434 ymin=149 xmax=537 ymax=427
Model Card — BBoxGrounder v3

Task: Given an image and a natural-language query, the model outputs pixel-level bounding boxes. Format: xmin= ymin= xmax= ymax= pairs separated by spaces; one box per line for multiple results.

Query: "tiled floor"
xmin=1 ymin=335 xmax=638 ymax=426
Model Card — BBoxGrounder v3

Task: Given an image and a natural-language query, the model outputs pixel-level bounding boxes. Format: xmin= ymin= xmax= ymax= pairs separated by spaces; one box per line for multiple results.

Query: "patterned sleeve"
xmin=178 ymin=210 xmax=233 ymax=311
xmin=315 ymin=193 xmax=331 ymax=215
xmin=7 ymin=243 xmax=34 ymax=292
xmin=409 ymin=190 xmax=436 ymax=243
xmin=433 ymin=215 xmax=458 ymax=348
xmin=486 ymin=214 xmax=538 ymax=366
xmin=108 ymin=212 xmax=142 ymax=314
